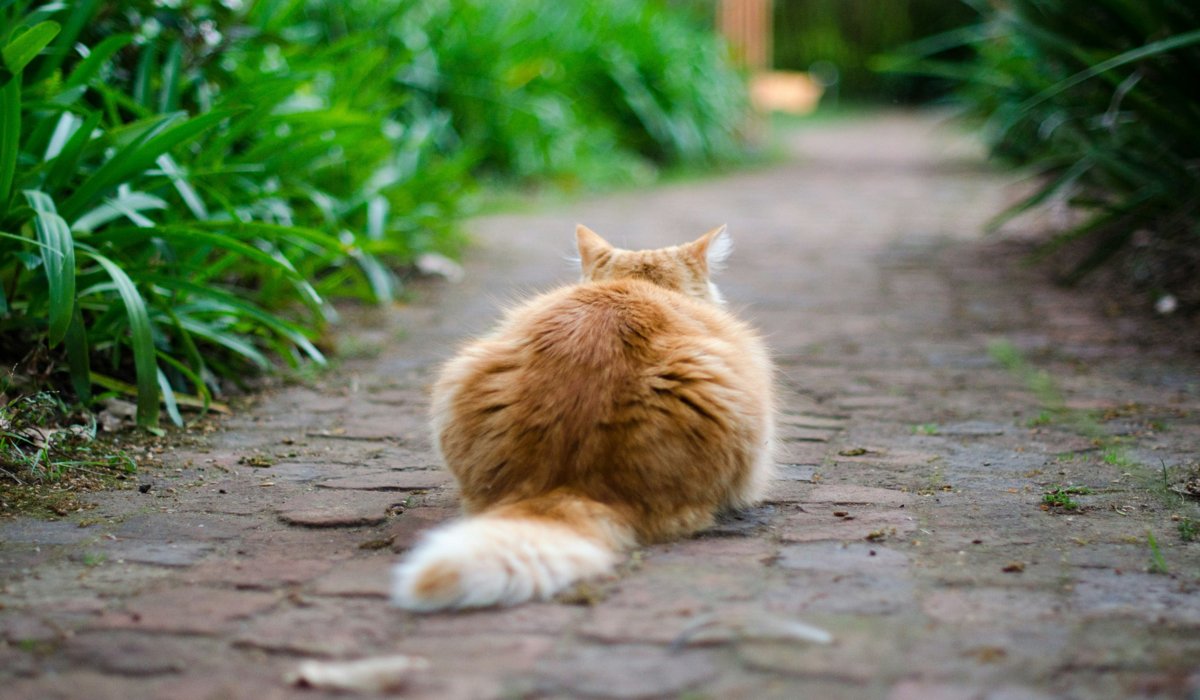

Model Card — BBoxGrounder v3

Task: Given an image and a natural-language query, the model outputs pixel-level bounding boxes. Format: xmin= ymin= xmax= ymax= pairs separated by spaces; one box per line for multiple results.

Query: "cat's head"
xmin=575 ymin=224 xmax=732 ymax=304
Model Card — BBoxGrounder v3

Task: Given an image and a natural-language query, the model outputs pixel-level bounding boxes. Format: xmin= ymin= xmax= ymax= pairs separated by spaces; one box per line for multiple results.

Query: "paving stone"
xmin=413 ymin=602 xmax=587 ymax=637
xmin=779 ymin=427 xmax=834 ymax=443
xmin=0 ymin=520 xmax=98 ymax=546
xmin=1069 ymin=570 xmax=1200 ymax=624
xmin=0 ymin=610 xmax=61 ymax=643
xmin=763 ymin=480 xmax=815 ymax=504
xmin=936 ymin=421 xmax=1011 ymax=437
xmin=256 ymin=461 xmax=329 ymax=483
xmin=779 ymin=413 xmax=847 ymax=430
xmin=659 ymin=536 xmax=777 ymax=563
xmin=89 ymin=586 xmax=278 ymax=634
xmin=765 ymin=570 xmax=918 ymax=616
xmin=180 ymin=555 xmax=335 ymax=589
xmin=776 ymin=463 xmax=818 ymax=481
xmin=888 ymin=681 xmax=1058 ymax=700
xmin=276 ymin=490 xmax=404 ymax=527
xmin=317 ymin=469 xmax=452 ymax=491
xmin=802 ymin=485 xmax=913 ymax=508
xmin=384 ymin=506 xmax=460 ymax=551
xmin=922 ymin=587 xmax=1063 ymax=625
xmin=779 ymin=506 xmax=917 ymax=543
xmin=59 ymin=630 xmax=209 ymax=675
xmin=307 ymin=555 xmax=392 ymax=597
xmin=233 ymin=599 xmax=395 ymax=656
xmin=109 ymin=513 xmax=248 ymax=542
xmin=99 ymin=541 xmax=214 ymax=567
xmin=698 ymin=505 xmax=778 ymax=537
xmin=777 ymin=542 xmax=910 ymax=574
xmin=537 ymin=644 xmax=719 ymax=699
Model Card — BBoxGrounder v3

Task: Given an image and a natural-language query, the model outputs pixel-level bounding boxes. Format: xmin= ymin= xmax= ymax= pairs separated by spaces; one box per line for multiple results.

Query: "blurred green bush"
xmin=0 ymin=0 xmax=747 ymax=429
xmin=773 ymin=0 xmax=976 ymax=102
xmin=888 ymin=0 xmax=1200 ymax=306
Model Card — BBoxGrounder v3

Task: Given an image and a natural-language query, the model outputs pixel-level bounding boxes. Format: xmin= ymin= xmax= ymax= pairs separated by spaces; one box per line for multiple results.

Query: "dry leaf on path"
xmin=285 ymin=654 xmax=430 ymax=693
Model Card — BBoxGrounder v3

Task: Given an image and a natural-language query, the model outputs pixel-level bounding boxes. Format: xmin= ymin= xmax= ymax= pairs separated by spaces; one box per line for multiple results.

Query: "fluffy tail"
xmin=390 ymin=491 xmax=632 ymax=611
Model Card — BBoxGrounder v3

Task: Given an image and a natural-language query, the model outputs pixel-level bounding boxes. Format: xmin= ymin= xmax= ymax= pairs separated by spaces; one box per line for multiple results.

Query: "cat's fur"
xmin=391 ymin=225 xmax=775 ymax=611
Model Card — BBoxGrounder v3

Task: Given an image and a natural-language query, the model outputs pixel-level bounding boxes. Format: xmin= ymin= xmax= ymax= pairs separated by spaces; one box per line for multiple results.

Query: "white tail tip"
xmin=391 ymin=515 xmax=617 ymax=611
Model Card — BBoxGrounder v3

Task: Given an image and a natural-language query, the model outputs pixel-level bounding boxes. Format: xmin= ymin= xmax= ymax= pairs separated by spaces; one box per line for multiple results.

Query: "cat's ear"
xmin=576 ymin=224 xmax=613 ymax=273
xmin=690 ymin=224 xmax=732 ymax=272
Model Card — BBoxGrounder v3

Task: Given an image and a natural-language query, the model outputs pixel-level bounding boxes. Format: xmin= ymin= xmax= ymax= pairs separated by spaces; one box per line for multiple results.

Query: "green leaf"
xmin=34 ymin=0 xmax=101 ymax=82
xmin=77 ymin=247 xmax=160 ymax=428
xmin=65 ymin=306 xmax=92 ymax=403
xmin=159 ymin=39 xmax=183 ymax=113
xmin=0 ymin=21 xmax=61 ymax=80
xmin=0 ymin=76 xmax=18 ymax=216
xmin=133 ymin=42 xmax=157 ymax=108
xmin=146 ymin=274 xmax=327 ymax=366
xmin=155 ymin=350 xmax=212 ymax=415
xmin=1013 ymin=28 xmax=1200 ymax=121
xmin=65 ymin=33 xmax=133 ymax=89
xmin=156 ymin=367 xmax=183 ymax=427
xmin=24 ymin=190 xmax=76 ymax=346
xmin=43 ymin=110 xmax=100 ymax=191
xmin=59 ymin=109 xmax=232 ymax=222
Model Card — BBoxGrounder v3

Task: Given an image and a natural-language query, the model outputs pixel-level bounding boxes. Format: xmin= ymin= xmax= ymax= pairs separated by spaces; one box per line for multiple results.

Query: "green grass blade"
xmin=158 ymin=39 xmax=183 ymax=113
xmin=24 ymin=190 xmax=76 ymax=346
xmin=77 ymin=247 xmax=160 ymax=427
xmin=65 ymin=305 xmax=92 ymax=403
xmin=0 ymin=20 xmax=61 ymax=81
xmin=44 ymin=110 xmax=100 ymax=191
xmin=0 ymin=75 xmax=18 ymax=216
xmin=156 ymin=367 xmax=183 ymax=427
xmin=1014 ymin=28 xmax=1200 ymax=118
xmin=33 ymin=0 xmax=100 ymax=82
xmin=155 ymin=350 xmax=211 ymax=415
xmin=59 ymin=109 xmax=231 ymax=221
xmin=174 ymin=315 xmax=270 ymax=370
xmin=132 ymin=41 xmax=157 ymax=108
xmin=64 ymin=33 xmax=133 ymax=89
xmin=155 ymin=154 xmax=209 ymax=220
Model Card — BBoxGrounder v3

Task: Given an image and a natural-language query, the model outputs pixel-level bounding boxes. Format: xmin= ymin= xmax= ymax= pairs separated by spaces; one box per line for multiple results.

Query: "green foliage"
xmin=1179 ymin=517 xmax=1198 ymax=543
xmin=888 ymin=1 xmax=1200 ymax=296
xmin=0 ymin=0 xmax=748 ymax=431
xmin=775 ymin=0 xmax=976 ymax=102
xmin=0 ymin=0 xmax=471 ymax=428
xmin=0 ymin=391 xmax=135 ymax=482
xmin=1042 ymin=485 xmax=1090 ymax=510
xmin=400 ymin=0 xmax=748 ymax=184
xmin=1146 ymin=530 xmax=1169 ymax=574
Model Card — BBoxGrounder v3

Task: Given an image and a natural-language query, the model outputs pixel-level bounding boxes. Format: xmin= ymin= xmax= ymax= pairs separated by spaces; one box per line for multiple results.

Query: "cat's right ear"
xmin=576 ymin=224 xmax=612 ymax=274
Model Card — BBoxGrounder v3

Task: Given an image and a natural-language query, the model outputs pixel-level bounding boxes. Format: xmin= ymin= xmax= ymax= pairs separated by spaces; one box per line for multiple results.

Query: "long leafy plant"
xmin=884 ymin=0 xmax=1200 ymax=295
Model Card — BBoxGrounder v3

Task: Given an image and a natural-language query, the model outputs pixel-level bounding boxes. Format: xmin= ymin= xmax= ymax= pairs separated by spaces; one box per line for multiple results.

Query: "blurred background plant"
xmin=773 ymin=0 xmax=976 ymax=104
xmin=884 ymin=0 xmax=1200 ymax=312
xmin=0 ymin=0 xmax=750 ymax=487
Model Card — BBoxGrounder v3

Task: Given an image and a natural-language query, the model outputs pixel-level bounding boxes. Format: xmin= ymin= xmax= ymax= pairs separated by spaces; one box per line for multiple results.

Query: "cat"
xmin=391 ymin=224 xmax=776 ymax=611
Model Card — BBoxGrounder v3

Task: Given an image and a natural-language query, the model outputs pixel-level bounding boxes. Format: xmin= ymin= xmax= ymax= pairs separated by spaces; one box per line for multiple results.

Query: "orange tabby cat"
xmin=391 ymin=225 xmax=775 ymax=610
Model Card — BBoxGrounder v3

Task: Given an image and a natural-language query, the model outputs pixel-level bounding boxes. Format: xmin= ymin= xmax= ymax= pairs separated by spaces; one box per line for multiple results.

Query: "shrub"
xmin=1 ymin=0 xmax=469 ymax=428
xmin=1 ymin=0 xmax=749 ymax=433
xmin=888 ymin=1 xmax=1200 ymax=303
xmin=774 ymin=0 xmax=977 ymax=102
xmin=396 ymin=0 xmax=749 ymax=184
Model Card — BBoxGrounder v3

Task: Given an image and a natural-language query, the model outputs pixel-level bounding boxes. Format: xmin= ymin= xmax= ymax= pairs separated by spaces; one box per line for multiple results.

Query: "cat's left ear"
xmin=690 ymin=225 xmax=732 ymax=272
xmin=576 ymin=224 xmax=613 ymax=274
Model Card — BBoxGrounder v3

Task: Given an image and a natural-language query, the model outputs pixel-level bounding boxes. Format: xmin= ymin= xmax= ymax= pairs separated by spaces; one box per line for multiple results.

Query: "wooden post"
xmin=720 ymin=0 xmax=822 ymax=116
xmin=718 ymin=0 xmax=772 ymax=72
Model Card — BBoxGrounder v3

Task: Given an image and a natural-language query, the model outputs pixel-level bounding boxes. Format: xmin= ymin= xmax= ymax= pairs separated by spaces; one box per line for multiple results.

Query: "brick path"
xmin=3 ymin=112 xmax=1199 ymax=699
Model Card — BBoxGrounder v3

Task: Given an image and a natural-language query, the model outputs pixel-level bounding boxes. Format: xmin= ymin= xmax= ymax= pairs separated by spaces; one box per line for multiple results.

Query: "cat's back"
xmin=511 ymin=277 xmax=757 ymax=367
